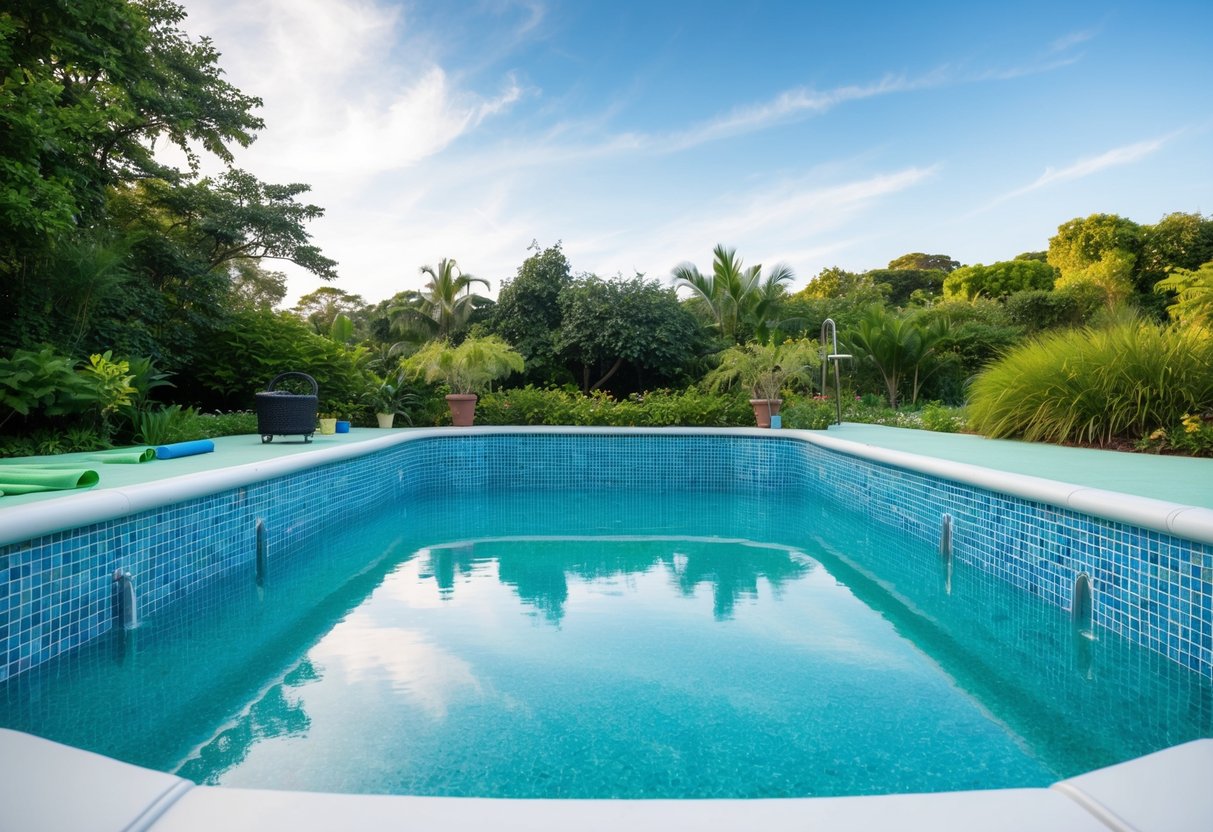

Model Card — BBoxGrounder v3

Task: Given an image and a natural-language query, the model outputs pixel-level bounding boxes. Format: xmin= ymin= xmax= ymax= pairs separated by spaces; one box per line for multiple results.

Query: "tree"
xmin=865 ymin=269 xmax=946 ymax=306
xmin=846 ymin=308 xmax=950 ymax=408
xmin=887 ymin=253 xmax=960 ymax=273
xmin=1056 ymin=249 xmax=1135 ymax=308
xmin=0 ymin=0 xmax=336 ymax=368
xmin=556 ymin=274 xmax=702 ymax=394
xmin=490 ymin=243 xmax=574 ymax=383
xmin=796 ymin=266 xmax=881 ymax=301
xmin=1048 ymin=214 xmax=1142 ymax=302
xmin=390 ymin=258 xmax=489 ymax=341
xmin=294 ymin=287 xmax=367 ymax=334
xmin=943 ymin=259 xmax=1057 ymax=300
xmin=0 ymin=0 xmax=263 ymax=266
xmin=671 ymin=244 xmax=794 ymax=343
xmin=228 ymin=261 xmax=287 ymax=311
xmin=1139 ymin=212 xmax=1213 ymax=287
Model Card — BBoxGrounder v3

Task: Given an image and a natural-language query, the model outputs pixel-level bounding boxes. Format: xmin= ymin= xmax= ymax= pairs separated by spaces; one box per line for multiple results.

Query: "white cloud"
xmin=988 ymin=133 xmax=1176 ymax=206
xmin=1049 ymin=28 xmax=1097 ymax=54
xmin=569 ymin=166 xmax=939 ymax=286
xmin=167 ymin=3 xmax=1124 ymax=306
xmin=181 ymin=0 xmax=525 ymax=180
xmin=656 ymin=72 xmax=947 ymax=152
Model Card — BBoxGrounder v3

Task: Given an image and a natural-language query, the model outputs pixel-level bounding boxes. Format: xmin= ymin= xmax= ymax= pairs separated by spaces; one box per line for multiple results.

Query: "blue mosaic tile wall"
xmin=795 ymin=442 xmax=1213 ymax=676
xmin=2 ymin=433 xmax=1210 ymax=683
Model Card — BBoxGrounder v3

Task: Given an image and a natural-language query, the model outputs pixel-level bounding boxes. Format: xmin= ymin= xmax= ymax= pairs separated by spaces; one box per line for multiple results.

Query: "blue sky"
xmin=181 ymin=0 xmax=1213 ymax=305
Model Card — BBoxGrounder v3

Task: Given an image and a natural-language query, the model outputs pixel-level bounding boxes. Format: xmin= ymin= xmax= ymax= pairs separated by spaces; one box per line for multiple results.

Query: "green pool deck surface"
xmin=0 ymin=424 xmax=1210 ymax=512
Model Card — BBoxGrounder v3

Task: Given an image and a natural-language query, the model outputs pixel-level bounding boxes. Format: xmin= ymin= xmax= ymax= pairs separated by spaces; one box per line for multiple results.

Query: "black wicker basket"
xmin=255 ymin=372 xmax=318 ymax=443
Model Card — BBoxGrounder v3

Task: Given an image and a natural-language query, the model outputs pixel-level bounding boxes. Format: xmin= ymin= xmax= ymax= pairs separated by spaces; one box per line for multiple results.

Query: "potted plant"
xmin=363 ymin=377 xmax=416 ymax=428
xmin=405 ymin=336 xmax=524 ymax=426
xmin=332 ymin=401 xmax=356 ymax=433
xmin=704 ymin=339 xmax=820 ymax=428
xmin=317 ymin=410 xmax=339 ymax=435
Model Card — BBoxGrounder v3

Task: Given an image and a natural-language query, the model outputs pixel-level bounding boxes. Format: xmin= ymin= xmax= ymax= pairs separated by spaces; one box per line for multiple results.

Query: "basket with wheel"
xmin=255 ymin=372 xmax=318 ymax=443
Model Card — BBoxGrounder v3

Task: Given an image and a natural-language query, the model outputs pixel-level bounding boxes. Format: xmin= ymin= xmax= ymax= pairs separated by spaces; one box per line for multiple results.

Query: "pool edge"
xmin=2 ymin=426 xmax=1211 ymax=548
xmin=2 ymin=728 xmax=1207 ymax=832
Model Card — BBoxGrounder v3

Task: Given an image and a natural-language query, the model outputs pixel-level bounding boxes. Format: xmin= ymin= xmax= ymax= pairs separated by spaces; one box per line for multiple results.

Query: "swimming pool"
xmin=1 ymin=431 xmax=1210 ymax=802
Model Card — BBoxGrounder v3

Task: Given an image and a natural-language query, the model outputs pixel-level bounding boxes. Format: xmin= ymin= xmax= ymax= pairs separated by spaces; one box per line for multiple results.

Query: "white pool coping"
xmin=2 ymin=728 xmax=1209 ymax=832
xmin=2 ymin=427 xmax=1212 ymax=547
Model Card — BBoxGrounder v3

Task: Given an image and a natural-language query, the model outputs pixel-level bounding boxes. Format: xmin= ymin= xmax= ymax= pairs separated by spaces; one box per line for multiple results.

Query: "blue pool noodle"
xmin=155 ymin=439 xmax=215 ymax=460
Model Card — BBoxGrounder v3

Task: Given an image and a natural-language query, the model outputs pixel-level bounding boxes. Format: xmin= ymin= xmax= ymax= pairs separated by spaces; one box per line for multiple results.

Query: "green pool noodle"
xmin=87 ymin=447 xmax=156 ymax=464
xmin=0 ymin=467 xmax=100 ymax=494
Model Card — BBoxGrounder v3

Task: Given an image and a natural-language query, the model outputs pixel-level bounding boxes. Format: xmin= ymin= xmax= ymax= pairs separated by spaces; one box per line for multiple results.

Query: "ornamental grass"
xmin=967 ymin=321 xmax=1213 ymax=446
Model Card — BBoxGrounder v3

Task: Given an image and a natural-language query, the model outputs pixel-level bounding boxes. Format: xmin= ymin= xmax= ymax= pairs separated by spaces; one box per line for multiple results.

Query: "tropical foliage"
xmin=847 ymin=308 xmax=950 ymax=408
xmin=405 ymin=335 xmax=524 ymax=395
xmin=672 ymin=244 xmax=794 ymax=342
xmin=703 ymin=340 xmax=820 ymax=401
xmin=392 ymin=258 xmax=490 ymax=340
xmin=968 ymin=321 xmax=1213 ymax=446
xmin=1155 ymin=262 xmax=1213 ymax=329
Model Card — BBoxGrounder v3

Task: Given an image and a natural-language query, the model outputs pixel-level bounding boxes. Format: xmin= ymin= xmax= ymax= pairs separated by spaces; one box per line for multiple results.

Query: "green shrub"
xmin=919 ymin=402 xmax=966 ymax=433
xmin=968 ymin=322 xmax=1213 ymax=445
xmin=176 ymin=410 xmax=260 ymax=439
xmin=474 ymin=386 xmax=754 ymax=427
xmin=0 ymin=346 xmax=95 ymax=428
xmin=133 ymin=405 xmax=196 ymax=445
xmin=0 ymin=426 xmax=107 ymax=458
xmin=1004 ymin=285 xmax=1104 ymax=333
xmin=780 ymin=399 xmax=835 ymax=429
xmin=193 ymin=310 xmax=372 ymax=410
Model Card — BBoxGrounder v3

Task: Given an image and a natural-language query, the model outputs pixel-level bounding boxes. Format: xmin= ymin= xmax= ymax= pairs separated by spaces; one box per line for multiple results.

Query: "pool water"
xmin=2 ymin=488 xmax=1209 ymax=798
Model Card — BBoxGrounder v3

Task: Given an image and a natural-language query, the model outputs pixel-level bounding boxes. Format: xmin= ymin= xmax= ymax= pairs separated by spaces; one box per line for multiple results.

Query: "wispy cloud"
xmin=987 ymin=133 xmax=1177 ymax=207
xmin=571 ymin=166 xmax=940 ymax=283
xmin=657 ymin=71 xmax=949 ymax=152
xmin=1049 ymin=28 xmax=1097 ymax=54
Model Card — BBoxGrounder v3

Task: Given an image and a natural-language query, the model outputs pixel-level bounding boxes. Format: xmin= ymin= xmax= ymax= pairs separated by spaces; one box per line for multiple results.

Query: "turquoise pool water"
xmin=2 ymin=487 xmax=1209 ymax=798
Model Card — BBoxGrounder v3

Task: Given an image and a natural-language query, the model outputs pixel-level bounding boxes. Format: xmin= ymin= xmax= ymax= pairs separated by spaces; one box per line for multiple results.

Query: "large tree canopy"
xmin=943 ymin=259 xmax=1057 ymax=300
xmin=490 ymin=243 xmax=573 ymax=384
xmin=887 ymin=253 xmax=961 ymax=273
xmin=0 ymin=0 xmax=336 ymax=367
xmin=0 ymin=0 xmax=263 ymax=261
xmin=557 ymin=274 xmax=702 ymax=394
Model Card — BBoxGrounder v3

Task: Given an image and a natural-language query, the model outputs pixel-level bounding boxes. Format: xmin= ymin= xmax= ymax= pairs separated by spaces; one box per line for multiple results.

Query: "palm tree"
xmin=671 ymin=244 xmax=794 ymax=343
xmin=848 ymin=307 xmax=950 ymax=408
xmin=390 ymin=258 xmax=490 ymax=340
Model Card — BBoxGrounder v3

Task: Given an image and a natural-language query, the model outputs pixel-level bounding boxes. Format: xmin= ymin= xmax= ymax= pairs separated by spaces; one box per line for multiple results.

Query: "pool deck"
xmin=824 ymin=423 xmax=1213 ymax=510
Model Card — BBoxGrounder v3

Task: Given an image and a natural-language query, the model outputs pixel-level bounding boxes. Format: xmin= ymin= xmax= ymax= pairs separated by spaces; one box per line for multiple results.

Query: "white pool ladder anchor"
xmin=819 ymin=318 xmax=852 ymax=426
xmin=113 ymin=570 xmax=138 ymax=629
xmin=1072 ymin=572 xmax=1096 ymax=678
xmin=1072 ymin=573 xmax=1094 ymax=638
xmin=939 ymin=514 xmax=954 ymax=594
xmin=255 ymin=518 xmax=268 ymax=586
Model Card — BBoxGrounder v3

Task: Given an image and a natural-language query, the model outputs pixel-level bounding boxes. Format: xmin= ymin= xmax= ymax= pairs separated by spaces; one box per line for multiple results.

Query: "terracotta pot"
xmin=445 ymin=393 xmax=478 ymax=427
xmin=376 ymin=413 xmax=395 ymax=429
xmin=749 ymin=398 xmax=782 ymax=428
